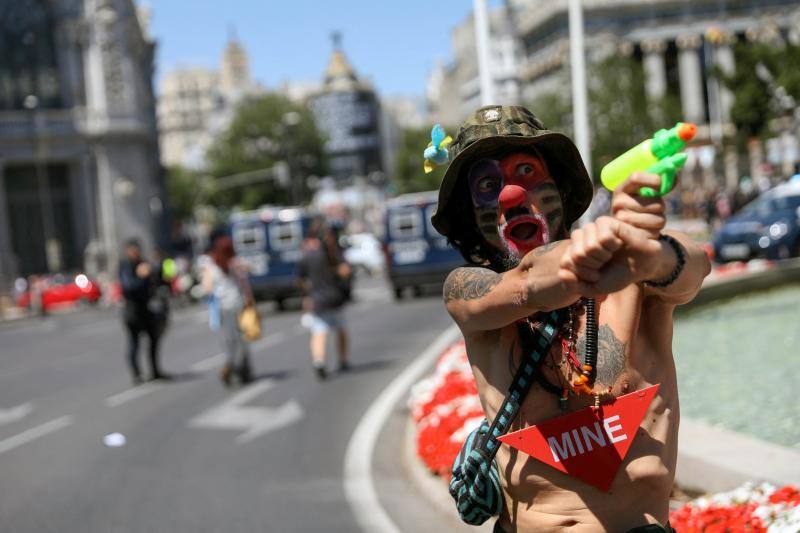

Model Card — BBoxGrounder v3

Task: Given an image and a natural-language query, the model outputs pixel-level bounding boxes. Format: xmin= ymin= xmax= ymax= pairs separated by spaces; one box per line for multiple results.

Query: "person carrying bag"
xmin=201 ymin=231 xmax=256 ymax=386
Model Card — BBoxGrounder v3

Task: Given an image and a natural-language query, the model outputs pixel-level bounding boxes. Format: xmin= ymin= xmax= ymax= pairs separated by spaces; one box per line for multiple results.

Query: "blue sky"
xmin=148 ymin=0 xmax=502 ymax=97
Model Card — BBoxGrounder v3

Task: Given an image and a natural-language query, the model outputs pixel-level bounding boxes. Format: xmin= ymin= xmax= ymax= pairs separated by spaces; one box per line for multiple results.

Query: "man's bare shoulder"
xmin=443 ymin=265 xmax=504 ymax=304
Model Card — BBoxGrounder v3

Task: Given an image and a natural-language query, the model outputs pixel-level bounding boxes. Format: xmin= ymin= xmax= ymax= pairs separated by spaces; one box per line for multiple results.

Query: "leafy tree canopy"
xmin=715 ymin=40 xmax=800 ymax=146
xmin=392 ymin=126 xmax=446 ymax=194
xmin=205 ymin=93 xmax=327 ymax=210
xmin=163 ymin=165 xmax=202 ymax=223
xmin=527 ymin=54 xmax=681 ymax=181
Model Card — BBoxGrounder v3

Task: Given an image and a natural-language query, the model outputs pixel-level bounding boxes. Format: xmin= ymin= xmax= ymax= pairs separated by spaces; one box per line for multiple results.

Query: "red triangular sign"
xmin=498 ymin=384 xmax=659 ymax=492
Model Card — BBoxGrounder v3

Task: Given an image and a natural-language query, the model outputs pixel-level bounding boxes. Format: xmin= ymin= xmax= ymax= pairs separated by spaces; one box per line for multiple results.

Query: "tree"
xmin=163 ymin=165 xmax=202 ymax=223
xmin=526 ymin=54 xmax=681 ymax=181
xmin=393 ymin=126 xmax=446 ymax=194
xmin=587 ymin=54 xmax=681 ymax=176
xmin=714 ymin=40 xmax=800 ymax=147
xmin=205 ymin=93 xmax=327 ymax=210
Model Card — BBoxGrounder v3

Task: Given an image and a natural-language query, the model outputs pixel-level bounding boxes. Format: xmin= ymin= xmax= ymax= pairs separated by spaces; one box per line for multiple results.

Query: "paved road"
xmin=0 ymin=278 xmax=471 ymax=532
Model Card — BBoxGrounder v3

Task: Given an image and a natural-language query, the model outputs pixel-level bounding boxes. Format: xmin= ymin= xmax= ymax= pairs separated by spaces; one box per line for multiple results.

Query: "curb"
xmin=402 ymin=416 xmax=493 ymax=532
xmin=676 ymin=418 xmax=800 ymax=493
xmin=685 ymin=256 xmax=800 ymax=310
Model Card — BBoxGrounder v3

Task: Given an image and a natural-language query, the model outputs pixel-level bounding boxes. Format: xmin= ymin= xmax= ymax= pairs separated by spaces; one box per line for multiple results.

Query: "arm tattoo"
xmin=576 ymin=324 xmax=627 ymax=387
xmin=531 ymin=241 xmax=560 ymax=257
xmin=443 ymin=267 xmax=502 ymax=303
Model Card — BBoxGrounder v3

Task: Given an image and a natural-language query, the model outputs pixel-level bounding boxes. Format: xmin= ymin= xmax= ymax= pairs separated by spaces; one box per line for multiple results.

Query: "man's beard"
xmin=488 ymin=241 xmax=522 ymax=272
xmin=494 ymin=232 xmax=522 ymax=271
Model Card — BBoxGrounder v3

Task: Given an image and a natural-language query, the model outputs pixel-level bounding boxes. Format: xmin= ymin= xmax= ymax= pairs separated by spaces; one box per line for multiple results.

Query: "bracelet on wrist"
xmin=644 ymin=234 xmax=686 ymax=288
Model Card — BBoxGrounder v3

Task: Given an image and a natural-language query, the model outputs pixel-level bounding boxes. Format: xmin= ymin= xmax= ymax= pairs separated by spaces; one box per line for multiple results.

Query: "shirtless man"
xmin=430 ymin=106 xmax=710 ymax=532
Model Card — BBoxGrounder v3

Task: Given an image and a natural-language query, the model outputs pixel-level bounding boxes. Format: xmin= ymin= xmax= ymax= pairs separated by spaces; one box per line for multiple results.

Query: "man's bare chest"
xmin=473 ymin=298 xmax=643 ymax=421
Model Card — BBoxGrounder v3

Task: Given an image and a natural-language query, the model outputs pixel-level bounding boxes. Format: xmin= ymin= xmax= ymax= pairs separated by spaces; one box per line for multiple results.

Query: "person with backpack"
xmin=297 ymin=220 xmax=352 ymax=380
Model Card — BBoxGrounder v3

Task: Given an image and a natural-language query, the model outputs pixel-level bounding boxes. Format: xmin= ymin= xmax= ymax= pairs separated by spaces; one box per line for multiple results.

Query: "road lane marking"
xmin=0 ymin=416 xmax=73 ymax=456
xmin=188 ymin=379 xmax=304 ymax=443
xmin=343 ymin=324 xmax=461 ymax=533
xmin=190 ymin=353 xmax=226 ymax=372
xmin=0 ymin=403 xmax=32 ymax=426
xmin=105 ymin=383 xmax=162 ymax=408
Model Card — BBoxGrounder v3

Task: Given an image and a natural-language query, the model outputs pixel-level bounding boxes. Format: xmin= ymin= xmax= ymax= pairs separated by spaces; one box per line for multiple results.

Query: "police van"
xmin=384 ymin=191 xmax=463 ymax=299
xmin=230 ymin=206 xmax=312 ymax=310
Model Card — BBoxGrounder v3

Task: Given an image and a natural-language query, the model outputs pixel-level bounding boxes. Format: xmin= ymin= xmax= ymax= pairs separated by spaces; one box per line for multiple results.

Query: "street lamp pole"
xmin=474 ymin=0 xmax=495 ymax=106
xmin=282 ymin=111 xmax=302 ymax=206
xmin=568 ymin=0 xmax=592 ymax=178
xmin=24 ymin=95 xmax=60 ymax=273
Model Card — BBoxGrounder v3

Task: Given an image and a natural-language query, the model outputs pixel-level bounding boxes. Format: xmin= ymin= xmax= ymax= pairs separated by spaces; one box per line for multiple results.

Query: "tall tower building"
xmin=308 ymin=34 xmax=383 ymax=182
xmin=220 ymin=27 xmax=251 ymax=100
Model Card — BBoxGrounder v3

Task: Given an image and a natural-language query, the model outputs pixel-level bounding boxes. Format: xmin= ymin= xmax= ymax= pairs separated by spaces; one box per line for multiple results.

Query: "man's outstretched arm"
xmin=444 ymin=240 xmax=596 ymax=333
xmin=609 ymin=172 xmax=711 ymax=305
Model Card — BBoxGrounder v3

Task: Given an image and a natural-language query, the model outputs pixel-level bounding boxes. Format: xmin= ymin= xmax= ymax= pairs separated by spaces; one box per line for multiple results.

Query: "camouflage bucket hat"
xmin=430 ymin=105 xmax=594 ymax=238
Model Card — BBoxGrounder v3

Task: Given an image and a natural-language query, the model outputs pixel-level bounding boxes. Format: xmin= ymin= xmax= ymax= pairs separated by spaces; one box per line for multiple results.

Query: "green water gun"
xmin=600 ymin=122 xmax=697 ymax=197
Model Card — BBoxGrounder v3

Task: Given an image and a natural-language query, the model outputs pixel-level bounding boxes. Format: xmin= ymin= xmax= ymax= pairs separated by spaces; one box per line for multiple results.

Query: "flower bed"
xmin=407 ymin=341 xmax=483 ymax=478
xmin=408 ymin=340 xmax=800 ymax=531
xmin=669 ymin=482 xmax=800 ymax=532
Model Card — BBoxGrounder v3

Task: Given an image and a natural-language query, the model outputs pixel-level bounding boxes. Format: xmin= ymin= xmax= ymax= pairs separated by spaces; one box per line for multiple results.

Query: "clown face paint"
xmin=468 ymin=151 xmax=564 ymax=257
xmin=468 ymin=159 xmax=506 ymax=250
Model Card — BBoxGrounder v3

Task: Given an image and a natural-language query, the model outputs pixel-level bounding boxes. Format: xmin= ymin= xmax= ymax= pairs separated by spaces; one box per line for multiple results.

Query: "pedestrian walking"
xmin=201 ymin=231 xmax=255 ymax=386
xmin=429 ymin=106 xmax=710 ymax=532
xmin=119 ymin=239 xmax=167 ymax=384
xmin=297 ymin=220 xmax=352 ymax=380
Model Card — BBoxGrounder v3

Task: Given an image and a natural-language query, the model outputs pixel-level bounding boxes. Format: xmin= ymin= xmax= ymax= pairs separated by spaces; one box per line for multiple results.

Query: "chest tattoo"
xmin=576 ymin=324 xmax=627 ymax=387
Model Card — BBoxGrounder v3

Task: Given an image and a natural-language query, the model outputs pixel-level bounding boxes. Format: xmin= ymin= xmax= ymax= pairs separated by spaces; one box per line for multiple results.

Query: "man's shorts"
xmin=305 ymin=309 xmax=346 ymax=334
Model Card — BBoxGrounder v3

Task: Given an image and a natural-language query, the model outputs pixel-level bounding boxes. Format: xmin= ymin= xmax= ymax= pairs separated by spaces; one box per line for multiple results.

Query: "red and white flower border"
xmin=408 ymin=340 xmax=799 ymax=531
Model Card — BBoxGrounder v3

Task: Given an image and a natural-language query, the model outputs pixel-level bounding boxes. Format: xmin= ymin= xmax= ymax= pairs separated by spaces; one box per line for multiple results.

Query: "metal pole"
xmin=474 ymin=0 xmax=495 ymax=106
xmin=26 ymin=97 xmax=60 ymax=273
xmin=568 ymin=0 xmax=592 ymax=177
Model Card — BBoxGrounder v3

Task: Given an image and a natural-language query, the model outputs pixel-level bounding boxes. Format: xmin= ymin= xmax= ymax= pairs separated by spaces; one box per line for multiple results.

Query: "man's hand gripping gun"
xmin=600 ymin=122 xmax=697 ymax=197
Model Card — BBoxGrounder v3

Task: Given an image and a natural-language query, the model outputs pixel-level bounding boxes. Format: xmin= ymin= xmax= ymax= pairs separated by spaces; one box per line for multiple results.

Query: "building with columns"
xmin=0 ymin=0 xmax=164 ymax=288
xmin=511 ymin=0 xmax=800 ymax=185
xmin=432 ymin=0 xmax=800 ymax=186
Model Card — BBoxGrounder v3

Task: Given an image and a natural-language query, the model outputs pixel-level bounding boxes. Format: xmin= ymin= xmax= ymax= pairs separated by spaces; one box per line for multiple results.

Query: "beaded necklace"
xmin=556 ymin=297 xmax=611 ymax=411
xmin=521 ymin=298 xmax=605 ymax=412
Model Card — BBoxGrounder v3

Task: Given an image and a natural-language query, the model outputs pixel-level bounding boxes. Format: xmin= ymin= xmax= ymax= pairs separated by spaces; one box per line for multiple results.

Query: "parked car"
xmin=343 ymin=233 xmax=384 ymax=275
xmin=713 ymin=181 xmax=800 ymax=262
xmin=230 ymin=206 xmax=313 ymax=310
xmin=383 ymin=191 xmax=464 ymax=299
xmin=16 ymin=273 xmax=102 ymax=311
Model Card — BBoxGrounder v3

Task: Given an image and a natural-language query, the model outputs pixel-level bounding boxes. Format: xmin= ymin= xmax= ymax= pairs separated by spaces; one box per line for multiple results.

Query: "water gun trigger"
xmin=639 ymin=153 xmax=688 ymax=197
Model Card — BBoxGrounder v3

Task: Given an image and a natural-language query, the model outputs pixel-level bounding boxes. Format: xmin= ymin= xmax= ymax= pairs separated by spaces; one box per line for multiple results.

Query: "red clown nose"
xmin=499 ymin=184 xmax=527 ymax=209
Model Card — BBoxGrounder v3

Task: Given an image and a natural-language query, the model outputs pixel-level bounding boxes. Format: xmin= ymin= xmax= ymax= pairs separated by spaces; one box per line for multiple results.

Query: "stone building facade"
xmin=427 ymin=5 xmax=522 ymax=127
xmin=157 ymin=34 xmax=260 ymax=170
xmin=431 ymin=0 xmax=800 ymax=185
xmin=0 ymin=0 xmax=164 ymax=287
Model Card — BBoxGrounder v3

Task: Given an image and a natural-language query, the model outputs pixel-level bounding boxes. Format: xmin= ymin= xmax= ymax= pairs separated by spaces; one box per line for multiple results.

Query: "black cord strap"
xmin=644 ymin=234 xmax=687 ymax=288
xmin=479 ymin=309 xmax=566 ymax=458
